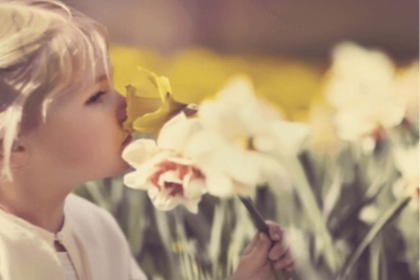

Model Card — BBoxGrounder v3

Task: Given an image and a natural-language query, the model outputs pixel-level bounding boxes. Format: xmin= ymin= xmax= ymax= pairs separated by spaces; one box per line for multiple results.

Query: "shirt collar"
xmin=0 ymin=201 xmax=73 ymax=248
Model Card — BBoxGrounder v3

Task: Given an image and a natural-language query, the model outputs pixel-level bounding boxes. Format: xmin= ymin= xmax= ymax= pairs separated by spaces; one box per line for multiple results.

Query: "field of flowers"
xmin=74 ymin=42 xmax=419 ymax=280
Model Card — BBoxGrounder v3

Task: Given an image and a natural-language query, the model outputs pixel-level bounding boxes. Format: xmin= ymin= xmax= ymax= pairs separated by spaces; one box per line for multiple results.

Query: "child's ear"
xmin=0 ymin=139 xmax=31 ymax=169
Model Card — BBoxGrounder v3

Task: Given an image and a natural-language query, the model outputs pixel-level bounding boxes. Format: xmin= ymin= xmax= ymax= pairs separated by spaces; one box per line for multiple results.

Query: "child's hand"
xmin=229 ymin=221 xmax=296 ymax=280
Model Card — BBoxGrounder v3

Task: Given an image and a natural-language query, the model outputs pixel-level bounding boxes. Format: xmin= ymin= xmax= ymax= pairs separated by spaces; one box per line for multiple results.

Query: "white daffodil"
xmin=122 ymin=113 xmax=206 ymax=213
xmin=325 ymin=42 xmax=406 ymax=143
xmin=394 ymin=61 xmax=419 ymax=126
xmin=392 ymin=143 xmax=419 ymax=211
xmin=183 ymin=75 xmax=308 ymax=197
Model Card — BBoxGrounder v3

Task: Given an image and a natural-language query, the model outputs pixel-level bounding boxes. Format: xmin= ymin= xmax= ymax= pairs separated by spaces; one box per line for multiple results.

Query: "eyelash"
xmin=86 ymin=91 xmax=107 ymax=105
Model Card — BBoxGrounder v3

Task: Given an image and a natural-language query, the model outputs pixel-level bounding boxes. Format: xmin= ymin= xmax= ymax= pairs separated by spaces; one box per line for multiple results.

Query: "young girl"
xmin=0 ymin=1 xmax=296 ymax=279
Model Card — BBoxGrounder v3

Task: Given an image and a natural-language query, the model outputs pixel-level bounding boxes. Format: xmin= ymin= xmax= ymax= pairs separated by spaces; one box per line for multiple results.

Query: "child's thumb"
xmin=250 ymin=232 xmax=272 ymax=265
xmin=243 ymin=231 xmax=260 ymax=256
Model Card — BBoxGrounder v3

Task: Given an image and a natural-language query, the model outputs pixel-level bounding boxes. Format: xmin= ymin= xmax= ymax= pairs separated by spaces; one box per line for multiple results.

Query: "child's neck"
xmin=0 ymin=184 xmax=66 ymax=234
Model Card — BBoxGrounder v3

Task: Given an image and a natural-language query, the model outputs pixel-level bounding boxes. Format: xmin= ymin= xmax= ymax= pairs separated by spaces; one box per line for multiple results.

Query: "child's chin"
xmin=112 ymin=161 xmax=132 ymax=177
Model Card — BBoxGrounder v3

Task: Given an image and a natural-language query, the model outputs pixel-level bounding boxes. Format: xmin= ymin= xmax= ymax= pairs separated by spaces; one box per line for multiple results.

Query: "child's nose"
xmin=115 ymin=91 xmax=128 ymax=126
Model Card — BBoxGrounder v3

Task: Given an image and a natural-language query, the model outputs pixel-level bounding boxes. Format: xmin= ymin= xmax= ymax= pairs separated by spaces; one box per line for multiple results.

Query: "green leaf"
xmin=369 ymin=234 xmax=382 ymax=280
xmin=338 ymin=196 xmax=411 ymax=280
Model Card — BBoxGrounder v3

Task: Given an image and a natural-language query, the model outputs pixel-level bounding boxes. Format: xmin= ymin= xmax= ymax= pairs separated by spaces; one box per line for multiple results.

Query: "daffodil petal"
xmin=132 ymin=98 xmax=186 ymax=136
xmin=123 ymin=86 xmax=162 ymax=132
xmin=150 ymin=189 xmax=180 ymax=211
xmin=167 ymin=156 xmax=193 ymax=165
xmin=158 ymin=113 xmax=201 ymax=152
xmin=210 ymin=148 xmax=261 ymax=186
xmin=184 ymin=129 xmax=226 ymax=159
xmin=269 ymin=120 xmax=310 ymax=155
xmin=122 ymin=139 xmax=159 ymax=168
xmin=123 ymin=170 xmax=151 ymax=190
xmin=184 ymin=177 xmax=206 ymax=200
xmin=141 ymin=69 xmax=172 ymax=102
xmin=158 ymin=171 xmax=183 ymax=186
xmin=184 ymin=199 xmax=200 ymax=214
xmin=204 ymin=168 xmax=234 ymax=198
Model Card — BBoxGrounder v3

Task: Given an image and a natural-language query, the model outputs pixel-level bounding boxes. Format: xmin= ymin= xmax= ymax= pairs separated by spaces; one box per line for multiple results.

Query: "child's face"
xmin=26 ymin=73 xmax=133 ymax=186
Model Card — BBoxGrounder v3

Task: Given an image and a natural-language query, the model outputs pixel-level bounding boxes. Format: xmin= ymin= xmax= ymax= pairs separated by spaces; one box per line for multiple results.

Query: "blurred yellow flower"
xmin=110 ymin=45 xmax=324 ymax=126
xmin=110 ymin=45 xmax=163 ymax=96
xmin=163 ymin=49 xmax=243 ymax=104
xmin=256 ymin=62 xmax=323 ymax=123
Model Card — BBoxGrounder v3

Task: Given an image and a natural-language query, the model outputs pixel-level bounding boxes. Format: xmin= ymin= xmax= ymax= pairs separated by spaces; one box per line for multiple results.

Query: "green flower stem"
xmin=338 ymin=196 xmax=411 ymax=280
xmin=239 ymin=196 xmax=297 ymax=280
xmin=282 ymin=156 xmax=342 ymax=272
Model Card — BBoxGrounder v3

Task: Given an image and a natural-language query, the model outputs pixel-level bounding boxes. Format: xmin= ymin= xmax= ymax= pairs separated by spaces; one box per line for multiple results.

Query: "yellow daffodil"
xmin=123 ymin=69 xmax=188 ymax=136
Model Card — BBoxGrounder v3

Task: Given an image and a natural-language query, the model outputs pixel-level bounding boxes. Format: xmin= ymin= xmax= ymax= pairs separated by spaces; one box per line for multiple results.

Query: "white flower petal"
xmin=150 ymin=189 xmax=173 ymax=211
xmin=393 ymin=143 xmax=419 ymax=179
xmin=148 ymin=186 xmax=160 ymax=200
xmin=204 ymin=168 xmax=235 ymax=198
xmin=266 ymin=164 xmax=293 ymax=192
xmin=253 ymin=134 xmax=276 ymax=152
xmin=254 ymin=153 xmax=286 ymax=184
xmin=123 ymin=170 xmax=152 ymax=190
xmin=269 ymin=121 xmax=310 ymax=155
xmin=162 ymin=196 xmax=182 ymax=211
xmin=409 ymin=198 xmax=419 ymax=211
xmin=167 ymin=156 xmax=193 ymax=165
xmin=334 ymin=111 xmax=376 ymax=141
xmin=157 ymin=113 xmax=201 ymax=152
xmin=184 ymin=129 xmax=226 ymax=159
xmin=184 ymin=177 xmax=207 ymax=200
xmin=218 ymin=148 xmax=262 ymax=185
xmin=122 ymin=139 xmax=158 ymax=168
xmin=198 ymin=76 xmax=258 ymax=138
xmin=158 ymin=171 xmax=183 ymax=186
xmin=359 ymin=205 xmax=379 ymax=224
xmin=325 ymin=42 xmax=406 ymax=141
xmin=232 ymin=180 xmax=255 ymax=196
xmin=184 ymin=201 xmax=199 ymax=214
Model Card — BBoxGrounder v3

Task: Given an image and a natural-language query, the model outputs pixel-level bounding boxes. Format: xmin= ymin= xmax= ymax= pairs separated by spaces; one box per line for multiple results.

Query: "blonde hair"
xmin=0 ymin=0 xmax=111 ymax=182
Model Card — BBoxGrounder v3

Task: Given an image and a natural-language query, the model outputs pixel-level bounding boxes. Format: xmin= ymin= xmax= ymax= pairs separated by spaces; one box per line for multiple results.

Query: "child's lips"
xmin=122 ymin=134 xmax=133 ymax=147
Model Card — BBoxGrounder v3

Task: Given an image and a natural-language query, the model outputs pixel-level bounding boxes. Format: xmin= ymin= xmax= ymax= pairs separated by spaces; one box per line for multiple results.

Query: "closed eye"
xmin=86 ymin=91 xmax=107 ymax=105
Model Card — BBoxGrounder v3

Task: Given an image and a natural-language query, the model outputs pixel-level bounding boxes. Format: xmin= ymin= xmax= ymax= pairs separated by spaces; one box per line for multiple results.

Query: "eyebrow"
xmin=96 ymin=74 xmax=108 ymax=82
xmin=96 ymin=67 xmax=114 ymax=82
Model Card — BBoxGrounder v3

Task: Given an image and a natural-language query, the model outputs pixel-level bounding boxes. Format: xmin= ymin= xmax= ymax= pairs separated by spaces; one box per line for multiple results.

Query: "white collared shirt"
xmin=0 ymin=194 xmax=148 ymax=280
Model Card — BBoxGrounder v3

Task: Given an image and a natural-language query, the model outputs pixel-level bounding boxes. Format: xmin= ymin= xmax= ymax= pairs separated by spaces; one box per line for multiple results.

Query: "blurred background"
xmin=64 ymin=1 xmax=419 ymax=279
xmin=67 ymin=0 xmax=418 ymax=62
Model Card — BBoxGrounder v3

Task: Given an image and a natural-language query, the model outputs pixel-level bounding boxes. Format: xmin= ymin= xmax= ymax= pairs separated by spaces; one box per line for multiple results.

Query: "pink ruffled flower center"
xmin=149 ymin=160 xmax=204 ymax=198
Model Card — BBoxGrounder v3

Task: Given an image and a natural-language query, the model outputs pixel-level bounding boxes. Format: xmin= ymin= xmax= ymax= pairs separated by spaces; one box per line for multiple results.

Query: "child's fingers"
xmin=268 ymin=240 xmax=289 ymax=261
xmin=272 ymin=249 xmax=295 ymax=270
xmin=265 ymin=220 xmax=284 ymax=241
xmin=284 ymin=261 xmax=297 ymax=272
xmin=249 ymin=232 xmax=272 ymax=263
xmin=242 ymin=231 xmax=260 ymax=256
